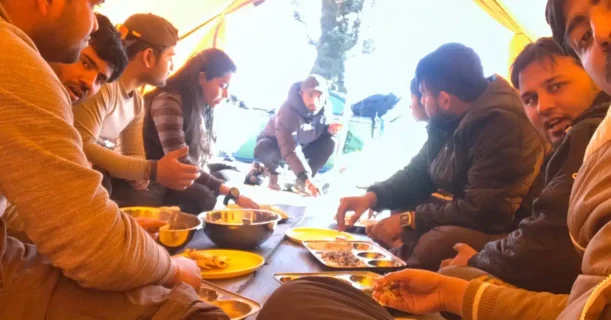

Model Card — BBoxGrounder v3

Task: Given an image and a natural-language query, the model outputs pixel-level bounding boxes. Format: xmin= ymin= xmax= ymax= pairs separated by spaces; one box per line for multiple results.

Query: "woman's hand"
xmin=236 ymin=195 xmax=259 ymax=209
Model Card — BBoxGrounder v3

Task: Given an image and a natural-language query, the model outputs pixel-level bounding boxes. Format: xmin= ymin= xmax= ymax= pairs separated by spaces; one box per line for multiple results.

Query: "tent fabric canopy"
xmin=475 ymin=0 xmax=533 ymax=40
xmin=474 ymin=0 xmax=539 ymax=80
xmin=96 ymin=0 xmax=549 ymax=87
xmin=97 ymin=0 xmax=261 ymax=71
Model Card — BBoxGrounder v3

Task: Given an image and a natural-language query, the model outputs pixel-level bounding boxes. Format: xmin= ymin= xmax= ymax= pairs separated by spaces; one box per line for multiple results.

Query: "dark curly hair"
xmin=510 ymin=37 xmax=581 ymax=89
xmin=89 ymin=13 xmax=127 ymax=82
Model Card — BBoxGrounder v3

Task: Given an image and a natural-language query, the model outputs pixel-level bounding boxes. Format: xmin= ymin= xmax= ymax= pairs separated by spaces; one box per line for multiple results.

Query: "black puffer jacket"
xmin=368 ymin=75 xmax=545 ymax=234
xmin=468 ymin=93 xmax=611 ymax=294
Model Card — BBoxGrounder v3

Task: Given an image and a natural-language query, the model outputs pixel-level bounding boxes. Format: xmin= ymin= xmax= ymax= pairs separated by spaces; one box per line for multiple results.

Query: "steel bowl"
xmin=121 ymin=206 xmax=202 ymax=254
xmin=199 ymin=209 xmax=281 ymax=249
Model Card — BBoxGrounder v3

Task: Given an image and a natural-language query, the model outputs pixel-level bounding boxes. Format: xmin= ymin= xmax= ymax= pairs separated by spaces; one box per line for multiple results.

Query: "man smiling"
xmin=51 ymin=13 xmax=127 ymax=171
xmin=49 ymin=13 xmax=127 ymax=104
xmin=438 ymin=37 xmax=609 ymax=296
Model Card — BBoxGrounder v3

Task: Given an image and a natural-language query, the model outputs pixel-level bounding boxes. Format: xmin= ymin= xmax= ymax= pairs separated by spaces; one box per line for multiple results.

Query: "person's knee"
xmin=111 ymin=183 xmax=165 ymax=208
xmin=255 ymin=139 xmax=282 ymax=165
xmin=171 ymin=183 xmax=217 ymax=214
xmin=408 ymin=227 xmax=469 ymax=270
xmin=254 ymin=138 xmax=280 ymax=157
xmin=319 ymin=134 xmax=337 ymax=156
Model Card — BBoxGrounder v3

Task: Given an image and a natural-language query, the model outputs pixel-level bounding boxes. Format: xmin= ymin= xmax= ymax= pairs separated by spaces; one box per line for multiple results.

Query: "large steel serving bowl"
xmin=121 ymin=206 xmax=202 ymax=254
xmin=198 ymin=209 xmax=281 ymax=249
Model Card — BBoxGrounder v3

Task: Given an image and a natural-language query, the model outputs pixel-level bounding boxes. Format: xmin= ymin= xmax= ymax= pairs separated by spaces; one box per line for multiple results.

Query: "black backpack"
xmin=351 ymin=93 xmax=401 ymax=137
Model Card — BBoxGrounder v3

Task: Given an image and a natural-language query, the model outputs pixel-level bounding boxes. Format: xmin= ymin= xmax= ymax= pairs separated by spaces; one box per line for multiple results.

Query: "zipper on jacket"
xmin=580 ymin=273 xmax=611 ymax=320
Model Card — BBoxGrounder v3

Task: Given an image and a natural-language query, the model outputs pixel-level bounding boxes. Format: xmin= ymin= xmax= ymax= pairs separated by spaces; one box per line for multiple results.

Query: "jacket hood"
xmin=286 ymin=81 xmax=328 ymax=119
xmin=469 ymin=75 xmax=522 ymax=116
xmin=430 ymin=75 xmax=525 ymax=133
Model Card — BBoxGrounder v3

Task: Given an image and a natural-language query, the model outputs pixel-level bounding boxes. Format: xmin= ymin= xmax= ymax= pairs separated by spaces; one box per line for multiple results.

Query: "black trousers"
xmin=391 ymin=226 xmax=508 ymax=271
xmin=96 ymin=167 xmax=217 ymax=215
xmin=254 ymin=134 xmax=335 ymax=176
xmin=257 ymin=277 xmax=393 ymax=320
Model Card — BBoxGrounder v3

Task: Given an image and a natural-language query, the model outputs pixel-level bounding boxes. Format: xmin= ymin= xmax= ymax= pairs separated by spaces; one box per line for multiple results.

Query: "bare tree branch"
xmin=292 ymin=0 xmax=318 ymax=46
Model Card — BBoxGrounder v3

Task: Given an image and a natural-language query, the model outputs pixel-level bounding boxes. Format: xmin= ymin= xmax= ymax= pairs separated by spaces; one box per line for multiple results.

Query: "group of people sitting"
xmin=0 ymin=0 xmax=358 ymax=318
xmin=259 ymin=0 xmax=611 ymax=319
xmin=3 ymin=9 xmax=263 ymax=226
xmin=1 ymin=0 xmax=610 ymax=319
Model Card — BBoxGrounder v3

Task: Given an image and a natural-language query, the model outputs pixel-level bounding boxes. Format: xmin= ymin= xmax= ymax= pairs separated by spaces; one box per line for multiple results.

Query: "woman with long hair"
xmin=142 ymin=48 xmax=258 ymax=214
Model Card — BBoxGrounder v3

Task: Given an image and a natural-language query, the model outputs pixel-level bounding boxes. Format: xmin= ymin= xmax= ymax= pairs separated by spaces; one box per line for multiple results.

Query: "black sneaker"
xmin=290 ymin=179 xmax=310 ymax=196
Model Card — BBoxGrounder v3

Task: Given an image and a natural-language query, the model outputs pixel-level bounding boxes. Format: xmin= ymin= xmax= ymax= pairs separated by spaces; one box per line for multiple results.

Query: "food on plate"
xmin=261 ymin=205 xmax=289 ymax=221
xmin=185 ymin=249 xmax=230 ymax=270
xmin=320 ymin=250 xmax=366 ymax=267
xmin=373 ymin=282 xmax=398 ymax=305
xmin=323 ymin=241 xmax=352 ymax=251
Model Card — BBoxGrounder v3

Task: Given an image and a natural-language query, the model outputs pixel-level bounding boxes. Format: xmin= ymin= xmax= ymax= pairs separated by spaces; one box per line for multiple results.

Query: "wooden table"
xmin=203 ymin=201 xmax=442 ymax=320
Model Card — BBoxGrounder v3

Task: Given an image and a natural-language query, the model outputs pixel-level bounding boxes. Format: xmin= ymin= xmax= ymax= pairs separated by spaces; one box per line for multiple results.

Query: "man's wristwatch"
xmin=399 ymin=212 xmax=413 ymax=228
xmin=223 ymin=187 xmax=241 ymax=206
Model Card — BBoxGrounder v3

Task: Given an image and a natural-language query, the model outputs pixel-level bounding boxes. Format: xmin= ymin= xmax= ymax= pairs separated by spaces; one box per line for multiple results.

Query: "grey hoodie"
xmin=259 ymin=81 xmax=330 ymax=177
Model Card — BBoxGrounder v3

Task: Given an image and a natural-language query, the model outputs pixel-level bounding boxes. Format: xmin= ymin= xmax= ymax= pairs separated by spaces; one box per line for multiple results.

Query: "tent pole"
xmin=179 ymin=0 xmax=262 ymax=40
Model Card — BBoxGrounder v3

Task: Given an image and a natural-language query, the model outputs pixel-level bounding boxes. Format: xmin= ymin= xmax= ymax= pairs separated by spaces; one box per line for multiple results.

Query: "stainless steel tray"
xmin=302 ymin=240 xmax=406 ymax=269
xmin=273 ymin=271 xmax=381 ymax=293
xmin=199 ymin=280 xmax=261 ymax=320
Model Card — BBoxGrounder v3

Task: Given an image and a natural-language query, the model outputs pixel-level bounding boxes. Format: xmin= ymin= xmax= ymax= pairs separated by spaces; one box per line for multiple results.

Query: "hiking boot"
xmin=290 ymin=179 xmax=310 ymax=196
xmin=244 ymin=162 xmax=265 ymax=186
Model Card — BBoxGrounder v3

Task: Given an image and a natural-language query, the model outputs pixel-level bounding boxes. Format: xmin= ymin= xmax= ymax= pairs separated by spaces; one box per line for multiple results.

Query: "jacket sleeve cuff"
xmin=413 ymin=208 xmax=435 ymax=233
xmin=462 ymin=281 xmax=499 ymax=320
xmin=206 ymin=174 xmax=223 ymax=194
xmin=366 ymin=185 xmax=387 ymax=211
